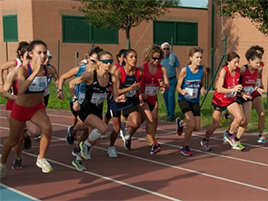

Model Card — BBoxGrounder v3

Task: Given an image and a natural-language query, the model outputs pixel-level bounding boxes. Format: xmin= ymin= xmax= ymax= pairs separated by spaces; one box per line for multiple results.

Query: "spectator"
xmin=161 ymin=42 xmax=180 ymax=121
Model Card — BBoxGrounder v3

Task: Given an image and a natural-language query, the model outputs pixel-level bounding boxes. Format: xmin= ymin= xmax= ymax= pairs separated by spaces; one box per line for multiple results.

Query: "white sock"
xmin=88 ymin=129 xmax=101 ymax=141
xmin=76 ymin=155 xmax=82 ymax=161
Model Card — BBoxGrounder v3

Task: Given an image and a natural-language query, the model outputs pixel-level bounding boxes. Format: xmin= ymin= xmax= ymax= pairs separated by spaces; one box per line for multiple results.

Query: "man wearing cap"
xmin=161 ymin=42 xmax=180 ymax=122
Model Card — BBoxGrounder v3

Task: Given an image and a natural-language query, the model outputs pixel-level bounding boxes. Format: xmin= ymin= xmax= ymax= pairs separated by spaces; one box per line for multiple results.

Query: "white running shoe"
xmin=108 ymin=146 xmax=118 ymax=158
xmin=80 ymin=141 xmax=92 ymax=160
xmin=0 ymin=157 xmax=7 ymax=178
xmin=36 ymin=157 xmax=53 ymax=173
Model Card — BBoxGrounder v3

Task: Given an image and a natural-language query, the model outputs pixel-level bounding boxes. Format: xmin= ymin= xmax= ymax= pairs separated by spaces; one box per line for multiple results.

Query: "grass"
xmin=1 ymin=82 xmax=267 ymax=133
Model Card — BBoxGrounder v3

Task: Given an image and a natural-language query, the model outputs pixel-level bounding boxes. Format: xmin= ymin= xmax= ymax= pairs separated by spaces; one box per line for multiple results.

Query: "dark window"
xmin=3 ymin=15 xmax=18 ymax=42
xmin=62 ymin=16 xmax=118 ymax=44
xmin=153 ymin=21 xmax=198 ymax=46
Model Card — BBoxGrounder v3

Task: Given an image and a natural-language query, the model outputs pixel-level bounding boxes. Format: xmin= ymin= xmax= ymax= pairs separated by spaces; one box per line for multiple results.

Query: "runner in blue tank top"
xmin=176 ymin=47 xmax=206 ymax=156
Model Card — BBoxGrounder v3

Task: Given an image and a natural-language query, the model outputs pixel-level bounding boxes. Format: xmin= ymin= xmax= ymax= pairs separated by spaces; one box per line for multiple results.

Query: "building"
xmin=0 ymin=0 xmax=267 ymax=92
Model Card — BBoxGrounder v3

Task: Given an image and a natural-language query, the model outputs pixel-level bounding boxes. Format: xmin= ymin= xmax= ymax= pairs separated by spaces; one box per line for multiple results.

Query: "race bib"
xmin=145 ymin=86 xmax=159 ymax=96
xmin=90 ymin=93 xmax=107 ymax=105
xmin=77 ymin=91 xmax=85 ymax=104
xmin=243 ymin=86 xmax=254 ymax=94
xmin=184 ymin=87 xmax=198 ymax=99
xmin=225 ymin=91 xmax=237 ymax=98
xmin=125 ymin=90 xmax=136 ymax=97
xmin=29 ymin=76 xmax=47 ymax=92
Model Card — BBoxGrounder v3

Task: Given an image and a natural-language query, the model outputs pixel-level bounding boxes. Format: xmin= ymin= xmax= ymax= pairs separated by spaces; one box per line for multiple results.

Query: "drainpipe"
xmin=210 ymin=0 xmax=214 ymax=89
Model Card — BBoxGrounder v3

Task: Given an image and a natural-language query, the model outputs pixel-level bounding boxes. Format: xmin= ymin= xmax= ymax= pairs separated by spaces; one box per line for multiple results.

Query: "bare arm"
xmin=1 ymin=70 xmax=17 ymax=101
xmin=0 ymin=60 xmax=17 ymax=85
xmin=176 ymin=66 xmax=187 ymax=95
xmin=69 ymin=71 xmax=93 ymax=98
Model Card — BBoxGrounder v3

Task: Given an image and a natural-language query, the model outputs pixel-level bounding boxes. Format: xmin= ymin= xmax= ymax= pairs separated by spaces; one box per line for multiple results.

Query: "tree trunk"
xmin=126 ymin=27 xmax=131 ymax=49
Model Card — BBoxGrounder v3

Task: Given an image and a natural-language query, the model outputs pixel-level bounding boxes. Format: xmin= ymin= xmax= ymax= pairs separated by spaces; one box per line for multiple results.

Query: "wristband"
xmin=57 ymin=88 xmax=62 ymax=94
xmin=72 ymin=97 xmax=78 ymax=103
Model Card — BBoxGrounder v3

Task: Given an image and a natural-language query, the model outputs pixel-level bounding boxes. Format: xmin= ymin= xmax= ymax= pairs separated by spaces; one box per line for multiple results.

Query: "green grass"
xmin=1 ymin=82 xmax=267 ymax=132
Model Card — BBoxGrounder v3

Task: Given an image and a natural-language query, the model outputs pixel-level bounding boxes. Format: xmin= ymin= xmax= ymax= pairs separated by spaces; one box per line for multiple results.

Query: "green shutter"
xmin=62 ymin=16 xmax=91 ymax=43
xmin=3 ymin=15 xmax=18 ymax=42
xmin=153 ymin=21 xmax=198 ymax=46
xmin=176 ymin=22 xmax=198 ymax=46
xmin=153 ymin=21 xmax=175 ymax=45
xmin=92 ymin=27 xmax=118 ymax=44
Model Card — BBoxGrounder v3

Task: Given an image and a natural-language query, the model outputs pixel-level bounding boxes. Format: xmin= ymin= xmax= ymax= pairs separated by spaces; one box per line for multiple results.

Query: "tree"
xmin=215 ymin=0 xmax=268 ymax=36
xmin=77 ymin=0 xmax=179 ymax=48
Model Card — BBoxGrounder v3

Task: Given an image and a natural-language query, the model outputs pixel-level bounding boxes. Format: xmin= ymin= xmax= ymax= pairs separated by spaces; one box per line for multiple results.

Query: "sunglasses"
xmin=152 ymin=57 xmax=161 ymax=61
xmin=163 ymin=48 xmax=170 ymax=50
xmin=99 ymin=59 xmax=114 ymax=64
xmin=90 ymin=57 xmax=96 ymax=63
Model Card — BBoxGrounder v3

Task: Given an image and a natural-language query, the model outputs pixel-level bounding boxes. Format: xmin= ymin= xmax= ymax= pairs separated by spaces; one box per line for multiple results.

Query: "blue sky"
xmin=180 ymin=0 xmax=208 ymax=8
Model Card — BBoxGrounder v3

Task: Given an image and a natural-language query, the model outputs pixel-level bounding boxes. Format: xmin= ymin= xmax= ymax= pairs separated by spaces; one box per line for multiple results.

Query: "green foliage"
xmin=215 ymin=0 xmax=268 ymax=36
xmin=77 ymin=0 xmax=179 ymax=47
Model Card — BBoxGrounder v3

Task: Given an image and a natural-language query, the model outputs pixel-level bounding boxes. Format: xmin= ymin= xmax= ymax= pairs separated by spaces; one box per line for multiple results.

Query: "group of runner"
xmin=0 ymin=40 xmax=266 ymax=176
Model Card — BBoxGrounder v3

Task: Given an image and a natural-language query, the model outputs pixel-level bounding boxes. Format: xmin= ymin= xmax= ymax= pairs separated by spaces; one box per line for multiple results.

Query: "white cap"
xmin=47 ymin=50 xmax=52 ymax=57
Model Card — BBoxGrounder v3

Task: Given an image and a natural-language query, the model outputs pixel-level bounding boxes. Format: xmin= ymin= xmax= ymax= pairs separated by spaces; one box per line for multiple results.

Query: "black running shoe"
xmin=66 ymin=126 xmax=76 ymax=145
xmin=12 ymin=158 xmax=22 ymax=170
xmin=72 ymin=147 xmax=80 ymax=157
xmin=24 ymin=129 xmax=32 ymax=150
xmin=150 ymin=143 xmax=161 ymax=155
xmin=124 ymin=139 xmax=132 ymax=151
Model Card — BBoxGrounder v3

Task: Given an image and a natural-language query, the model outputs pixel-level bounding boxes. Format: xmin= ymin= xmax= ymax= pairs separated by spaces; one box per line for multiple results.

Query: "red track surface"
xmin=0 ymin=105 xmax=268 ymax=200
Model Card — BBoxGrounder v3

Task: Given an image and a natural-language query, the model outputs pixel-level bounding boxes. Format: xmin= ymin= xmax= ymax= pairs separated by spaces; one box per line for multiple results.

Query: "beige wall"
xmin=213 ymin=3 xmax=268 ymax=92
xmin=1 ymin=0 xmax=265 ymax=92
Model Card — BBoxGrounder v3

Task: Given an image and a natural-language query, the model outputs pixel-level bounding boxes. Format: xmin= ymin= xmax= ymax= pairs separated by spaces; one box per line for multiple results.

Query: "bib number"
xmin=29 ymin=76 xmax=47 ymax=92
xmin=145 ymin=86 xmax=159 ymax=96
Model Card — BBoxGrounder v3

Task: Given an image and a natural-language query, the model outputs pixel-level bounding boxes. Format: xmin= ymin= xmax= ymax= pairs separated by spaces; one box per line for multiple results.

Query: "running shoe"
xmin=12 ymin=158 xmax=22 ymax=170
xmin=150 ymin=143 xmax=161 ymax=155
xmin=108 ymin=146 xmax=118 ymax=158
xmin=200 ymin=140 xmax=211 ymax=151
xmin=257 ymin=135 xmax=268 ymax=143
xmin=119 ymin=122 xmax=126 ymax=142
xmin=232 ymin=141 xmax=245 ymax=151
xmin=124 ymin=139 xmax=132 ymax=151
xmin=176 ymin=117 xmax=183 ymax=136
xmin=181 ymin=146 xmax=193 ymax=156
xmin=223 ymin=131 xmax=228 ymax=142
xmin=72 ymin=147 xmax=80 ymax=157
xmin=24 ymin=129 xmax=32 ymax=150
xmin=80 ymin=141 xmax=91 ymax=160
xmin=36 ymin=157 xmax=53 ymax=173
xmin=0 ymin=158 xmax=6 ymax=178
xmin=224 ymin=133 xmax=238 ymax=148
xmin=66 ymin=126 xmax=76 ymax=145
xmin=72 ymin=159 xmax=86 ymax=171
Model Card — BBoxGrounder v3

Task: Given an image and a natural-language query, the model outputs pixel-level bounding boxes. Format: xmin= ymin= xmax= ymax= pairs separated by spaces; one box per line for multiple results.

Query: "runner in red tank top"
xmin=138 ymin=45 xmax=169 ymax=155
xmin=234 ymin=51 xmax=263 ymax=150
xmin=244 ymin=46 xmax=267 ymax=143
xmin=202 ymin=52 xmax=250 ymax=151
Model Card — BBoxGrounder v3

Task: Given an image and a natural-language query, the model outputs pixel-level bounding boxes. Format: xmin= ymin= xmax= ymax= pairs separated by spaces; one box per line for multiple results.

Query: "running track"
xmin=0 ymin=105 xmax=268 ymax=200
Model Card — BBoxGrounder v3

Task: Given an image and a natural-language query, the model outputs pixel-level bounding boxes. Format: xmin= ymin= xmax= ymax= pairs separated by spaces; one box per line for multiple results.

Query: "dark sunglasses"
xmin=99 ymin=59 xmax=114 ymax=64
xmin=152 ymin=57 xmax=161 ymax=61
xmin=163 ymin=48 xmax=170 ymax=50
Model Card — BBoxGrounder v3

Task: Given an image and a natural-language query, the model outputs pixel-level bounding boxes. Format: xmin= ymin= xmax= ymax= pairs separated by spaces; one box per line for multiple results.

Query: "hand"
xmin=232 ymin=84 xmax=243 ymax=92
xmin=241 ymin=92 xmax=252 ymax=100
xmin=131 ymin=82 xmax=140 ymax=91
xmin=160 ymin=86 xmax=166 ymax=94
xmin=139 ymin=100 xmax=144 ymax=107
xmin=201 ymin=87 xmax=206 ymax=96
xmin=57 ymin=91 xmax=65 ymax=100
xmin=72 ymin=102 xmax=81 ymax=111
xmin=158 ymin=78 xmax=164 ymax=87
xmin=180 ymin=89 xmax=188 ymax=96
xmin=115 ymin=94 xmax=126 ymax=103
xmin=55 ymin=80 xmax=59 ymax=88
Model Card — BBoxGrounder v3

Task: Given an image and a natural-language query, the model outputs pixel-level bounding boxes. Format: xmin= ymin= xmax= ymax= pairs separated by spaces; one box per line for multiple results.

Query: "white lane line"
xmin=0 ymin=183 xmax=41 ymax=201
xmin=21 ymin=151 xmax=181 ymax=201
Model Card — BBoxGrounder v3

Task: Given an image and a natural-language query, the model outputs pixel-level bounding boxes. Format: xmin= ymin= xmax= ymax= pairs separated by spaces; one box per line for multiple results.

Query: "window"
xmin=62 ymin=15 xmax=118 ymax=44
xmin=3 ymin=15 xmax=18 ymax=42
xmin=153 ymin=21 xmax=198 ymax=46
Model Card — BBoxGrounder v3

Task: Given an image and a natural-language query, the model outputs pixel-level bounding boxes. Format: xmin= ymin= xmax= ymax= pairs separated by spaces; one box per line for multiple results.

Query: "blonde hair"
xmin=142 ymin=45 xmax=164 ymax=63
